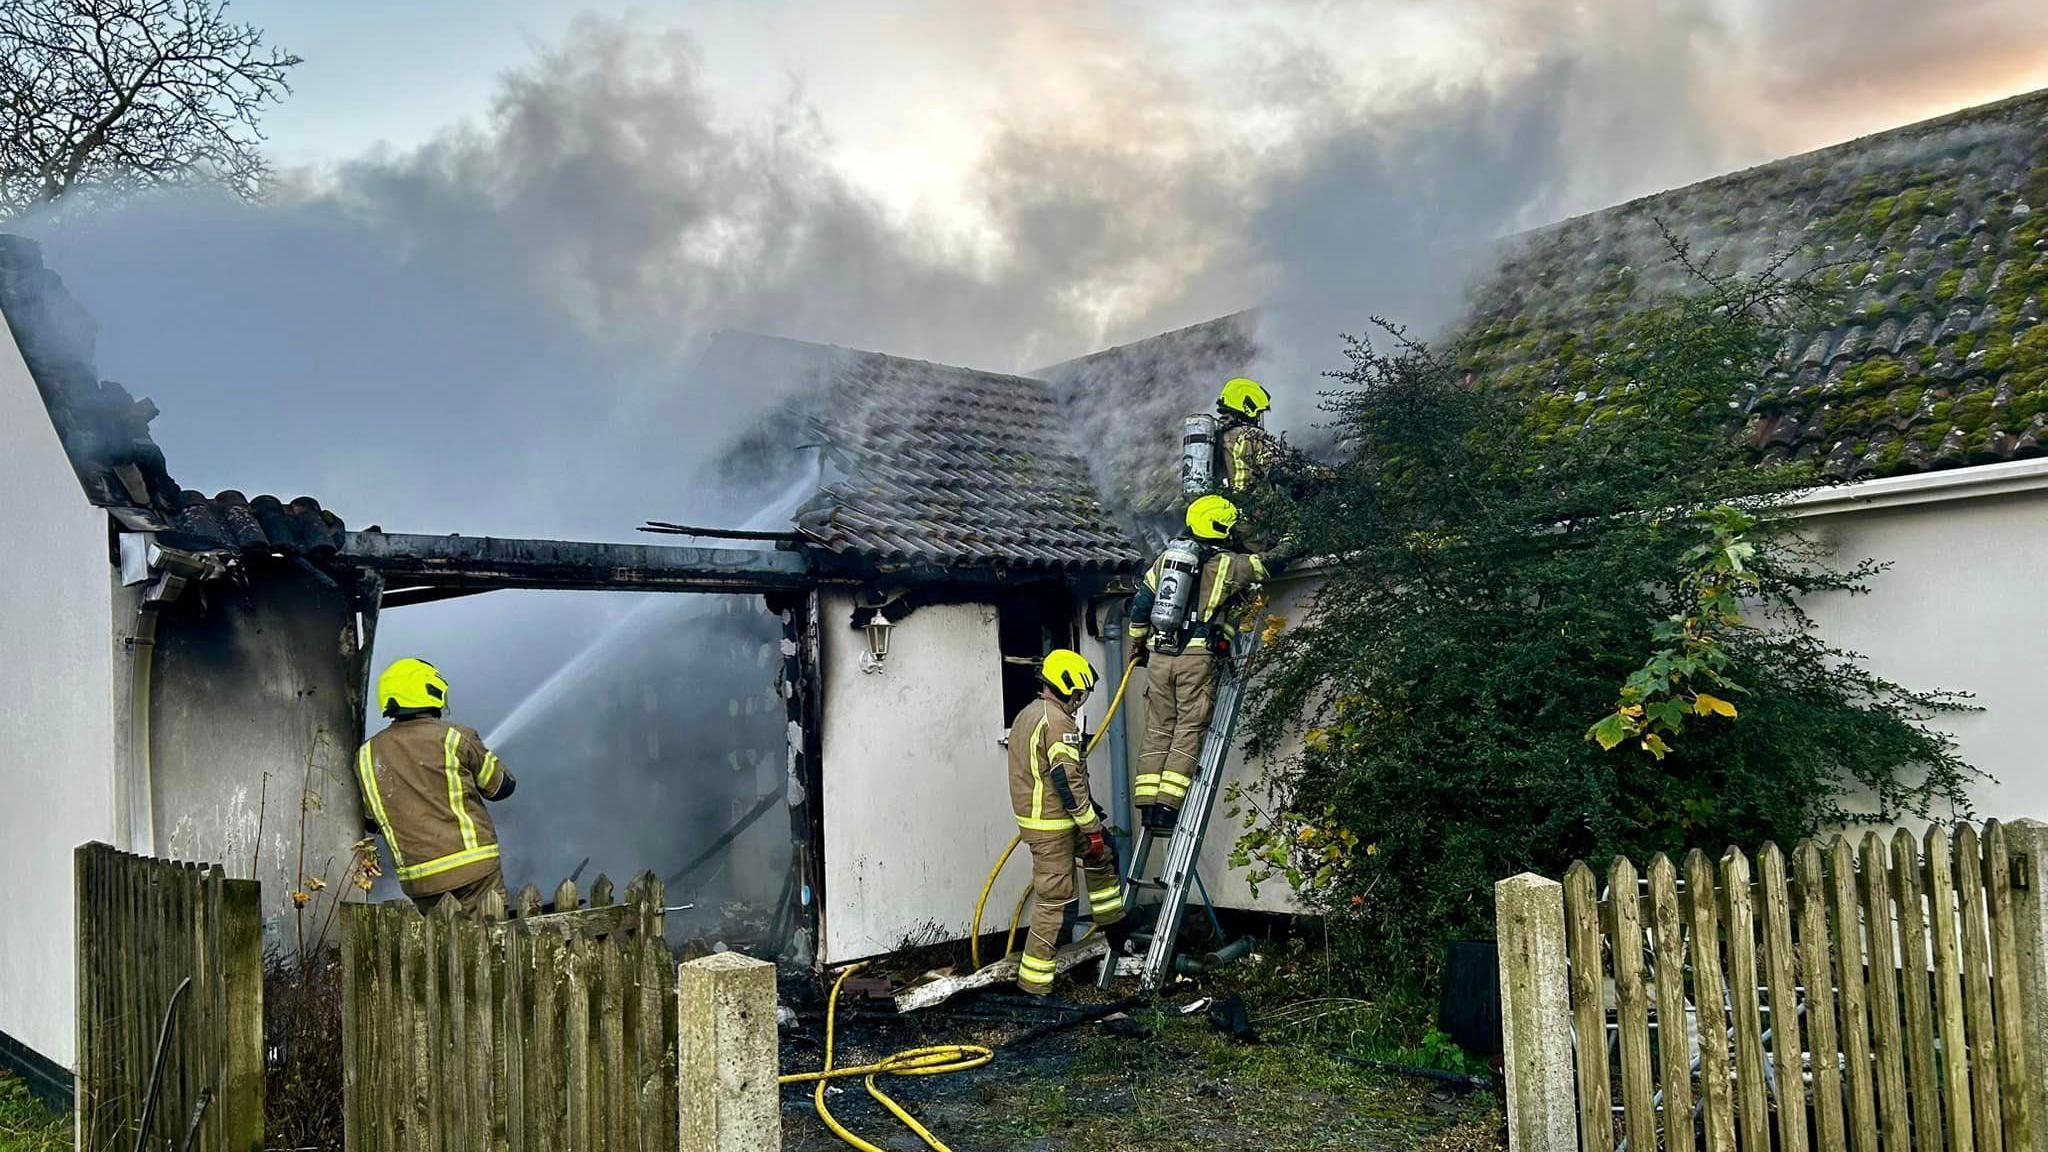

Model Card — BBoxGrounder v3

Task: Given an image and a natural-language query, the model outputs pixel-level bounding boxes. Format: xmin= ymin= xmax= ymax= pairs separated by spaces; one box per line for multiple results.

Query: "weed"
xmin=263 ymin=948 xmax=345 ymax=1151
xmin=0 ymin=1073 xmax=67 ymax=1152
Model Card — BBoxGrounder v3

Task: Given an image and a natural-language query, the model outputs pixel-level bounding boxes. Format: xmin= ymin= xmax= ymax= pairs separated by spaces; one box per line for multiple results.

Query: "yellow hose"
xmin=778 ymin=963 xmax=993 ymax=1152
xmin=969 ymin=656 xmax=1140 ymax=969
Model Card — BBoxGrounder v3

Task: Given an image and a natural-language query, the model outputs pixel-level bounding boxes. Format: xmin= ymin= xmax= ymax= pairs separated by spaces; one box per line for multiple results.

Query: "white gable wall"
xmin=0 ymin=314 xmax=118 ymax=1070
xmin=819 ymin=594 xmax=1030 ymax=962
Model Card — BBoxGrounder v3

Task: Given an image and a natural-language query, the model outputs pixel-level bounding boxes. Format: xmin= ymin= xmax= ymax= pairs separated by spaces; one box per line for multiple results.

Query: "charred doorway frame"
xmin=338 ymin=529 xmax=846 ymax=964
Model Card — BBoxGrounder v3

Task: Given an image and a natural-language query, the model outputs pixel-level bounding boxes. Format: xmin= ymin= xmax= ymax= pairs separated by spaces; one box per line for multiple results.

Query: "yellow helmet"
xmin=378 ymin=657 xmax=449 ymax=716
xmin=1039 ymin=649 xmax=1099 ymax=698
xmin=1219 ymin=377 xmax=1271 ymax=421
xmin=1186 ymin=494 xmax=1239 ymax=541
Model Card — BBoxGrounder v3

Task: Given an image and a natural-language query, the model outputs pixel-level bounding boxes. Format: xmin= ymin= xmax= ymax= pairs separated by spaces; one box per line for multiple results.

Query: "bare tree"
xmin=0 ymin=0 xmax=300 ymax=216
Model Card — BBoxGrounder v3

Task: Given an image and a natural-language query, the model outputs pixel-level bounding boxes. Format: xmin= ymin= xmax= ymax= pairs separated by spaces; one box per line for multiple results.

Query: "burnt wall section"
xmin=151 ymin=559 xmax=365 ymax=948
xmin=774 ymin=590 xmax=826 ymax=969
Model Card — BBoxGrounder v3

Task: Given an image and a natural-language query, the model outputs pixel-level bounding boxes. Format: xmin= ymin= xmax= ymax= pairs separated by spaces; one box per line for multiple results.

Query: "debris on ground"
xmin=775 ymin=975 xmax=1504 ymax=1152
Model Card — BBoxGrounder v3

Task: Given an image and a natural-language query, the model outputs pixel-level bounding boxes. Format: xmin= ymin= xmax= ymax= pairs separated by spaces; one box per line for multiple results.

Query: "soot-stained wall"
xmin=151 ymin=560 xmax=366 ymax=949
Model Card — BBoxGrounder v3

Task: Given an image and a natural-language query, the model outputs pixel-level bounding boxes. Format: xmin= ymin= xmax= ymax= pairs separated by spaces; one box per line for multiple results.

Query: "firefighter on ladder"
xmin=1127 ymin=495 xmax=1290 ymax=832
xmin=355 ymin=657 xmax=519 ymax=914
xmin=1006 ymin=649 xmax=1125 ymax=994
xmin=1215 ymin=377 xmax=1279 ymax=497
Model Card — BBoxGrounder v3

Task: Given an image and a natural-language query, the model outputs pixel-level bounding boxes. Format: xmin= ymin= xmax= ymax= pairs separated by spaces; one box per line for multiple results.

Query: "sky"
xmin=233 ymin=1 xmax=2048 ymax=249
xmin=10 ymin=1 xmax=2048 ymax=892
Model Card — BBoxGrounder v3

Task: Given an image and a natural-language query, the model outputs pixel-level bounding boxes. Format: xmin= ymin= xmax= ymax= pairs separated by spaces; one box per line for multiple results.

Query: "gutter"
xmin=1240 ymin=459 xmax=2048 ymax=583
xmin=1782 ymin=457 xmax=2048 ymax=519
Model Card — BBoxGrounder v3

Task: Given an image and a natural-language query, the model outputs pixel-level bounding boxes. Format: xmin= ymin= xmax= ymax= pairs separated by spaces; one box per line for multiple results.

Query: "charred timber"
xmin=340 ymin=530 xmax=826 ymax=594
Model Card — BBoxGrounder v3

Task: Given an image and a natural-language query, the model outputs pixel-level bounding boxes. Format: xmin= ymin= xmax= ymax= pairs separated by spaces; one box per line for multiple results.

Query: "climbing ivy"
xmin=1230 ymin=262 xmax=1980 ymax=995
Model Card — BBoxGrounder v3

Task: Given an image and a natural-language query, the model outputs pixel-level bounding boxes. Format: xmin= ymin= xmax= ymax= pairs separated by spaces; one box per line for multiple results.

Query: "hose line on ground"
xmin=969 ymin=656 xmax=1139 ymax=970
xmin=778 ymin=963 xmax=994 ymax=1152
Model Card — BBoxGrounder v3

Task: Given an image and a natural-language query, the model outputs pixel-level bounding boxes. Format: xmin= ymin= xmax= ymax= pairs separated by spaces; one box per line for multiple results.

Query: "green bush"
xmin=0 ymin=1073 xmax=67 ymax=1152
xmin=1231 ymin=264 xmax=1979 ymax=1000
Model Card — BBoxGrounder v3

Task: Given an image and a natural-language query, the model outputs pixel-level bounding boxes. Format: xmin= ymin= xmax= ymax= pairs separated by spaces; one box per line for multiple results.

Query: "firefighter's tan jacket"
xmin=356 ymin=716 xmax=514 ymax=896
xmin=1128 ymin=547 xmax=1274 ymax=654
xmin=1218 ymin=421 xmax=1278 ymax=494
xmin=1007 ymin=696 xmax=1102 ymax=834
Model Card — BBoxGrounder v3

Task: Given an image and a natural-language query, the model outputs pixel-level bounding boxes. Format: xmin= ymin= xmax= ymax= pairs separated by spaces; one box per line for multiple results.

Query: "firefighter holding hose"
xmin=1005 ymin=649 xmax=1125 ymax=994
xmin=355 ymin=657 xmax=519 ymax=913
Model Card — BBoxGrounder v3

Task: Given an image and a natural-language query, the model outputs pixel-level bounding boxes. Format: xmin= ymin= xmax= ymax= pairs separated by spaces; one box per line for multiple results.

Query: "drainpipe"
xmin=122 ymin=602 xmax=159 ymax=855
xmin=1103 ymin=606 xmax=1132 ymax=861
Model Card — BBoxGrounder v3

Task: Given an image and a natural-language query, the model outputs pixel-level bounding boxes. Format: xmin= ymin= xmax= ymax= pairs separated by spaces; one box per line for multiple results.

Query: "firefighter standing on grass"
xmin=355 ymin=657 xmax=518 ymax=914
xmin=1128 ymin=495 xmax=1289 ymax=831
xmin=1006 ymin=649 xmax=1125 ymax=994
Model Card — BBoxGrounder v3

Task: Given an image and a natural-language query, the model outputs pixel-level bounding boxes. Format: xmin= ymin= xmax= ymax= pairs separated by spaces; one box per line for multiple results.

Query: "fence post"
xmin=2010 ymin=818 xmax=2048 ymax=1143
xmin=677 ymin=952 xmax=780 ymax=1152
xmin=220 ymin=877 xmax=266 ymax=1151
xmin=1497 ymin=872 xmax=1578 ymax=1152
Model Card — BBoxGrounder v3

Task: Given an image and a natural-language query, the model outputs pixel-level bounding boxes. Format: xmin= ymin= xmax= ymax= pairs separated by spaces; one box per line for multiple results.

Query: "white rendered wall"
xmin=1798 ymin=491 xmax=2048 ymax=823
xmin=1149 ymin=487 xmax=2048 ymax=922
xmin=0 ymin=317 xmax=117 ymax=1069
xmin=819 ymin=594 xmax=1039 ymax=963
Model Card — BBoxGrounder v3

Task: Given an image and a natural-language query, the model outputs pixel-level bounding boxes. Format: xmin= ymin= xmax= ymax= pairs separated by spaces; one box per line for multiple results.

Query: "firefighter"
xmin=355 ymin=657 xmax=518 ymax=914
xmin=1216 ymin=376 xmax=1279 ymax=497
xmin=1127 ymin=495 xmax=1287 ymax=831
xmin=1006 ymin=649 xmax=1124 ymax=994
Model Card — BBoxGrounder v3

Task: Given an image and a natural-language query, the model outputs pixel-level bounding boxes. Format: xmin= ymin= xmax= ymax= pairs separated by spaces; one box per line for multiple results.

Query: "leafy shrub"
xmin=1231 ymin=256 xmax=1979 ymax=998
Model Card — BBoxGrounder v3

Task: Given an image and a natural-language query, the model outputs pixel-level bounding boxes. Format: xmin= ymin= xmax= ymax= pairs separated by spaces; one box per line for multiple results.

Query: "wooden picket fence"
xmin=339 ymin=873 xmax=681 ymax=1152
xmin=1497 ymin=820 xmax=2048 ymax=1152
xmin=74 ymin=841 xmax=265 ymax=1152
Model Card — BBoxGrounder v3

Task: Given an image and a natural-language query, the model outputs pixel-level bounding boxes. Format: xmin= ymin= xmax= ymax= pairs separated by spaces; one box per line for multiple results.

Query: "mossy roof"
xmin=1462 ymin=88 xmax=2048 ymax=477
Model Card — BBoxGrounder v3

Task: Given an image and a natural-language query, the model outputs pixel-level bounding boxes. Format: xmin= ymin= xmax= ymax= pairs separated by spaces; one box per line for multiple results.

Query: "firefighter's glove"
xmin=1130 ymin=645 xmax=1149 ymax=668
xmin=1082 ymin=828 xmax=1112 ymax=866
xmin=1212 ymin=635 xmax=1232 ymax=660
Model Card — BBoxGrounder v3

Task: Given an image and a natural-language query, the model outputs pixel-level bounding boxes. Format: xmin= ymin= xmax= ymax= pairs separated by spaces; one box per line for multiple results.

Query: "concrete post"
xmin=678 ymin=953 xmax=781 ymax=1152
xmin=1497 ymin=872 xmax=1579 ymax=1152
xmin=2008 ymin=819 xmax=2048 ymax=1139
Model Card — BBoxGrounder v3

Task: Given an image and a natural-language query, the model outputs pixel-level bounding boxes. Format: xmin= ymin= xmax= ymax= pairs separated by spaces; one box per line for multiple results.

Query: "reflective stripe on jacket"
xmin=357 ymin=717 xmax=514 ymax=895
xmin=1006 ymin=698 xmax=1100 ymax=833
xmin=1128 ymin=547 xmax=1274 ymax=652
xmin=1219 ymin=422 xmax=1276 ymax=493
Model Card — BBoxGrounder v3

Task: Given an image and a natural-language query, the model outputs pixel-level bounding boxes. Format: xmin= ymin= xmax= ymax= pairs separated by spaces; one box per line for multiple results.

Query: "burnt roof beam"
xmin=340 ymin=530 xmax=823 ymax=594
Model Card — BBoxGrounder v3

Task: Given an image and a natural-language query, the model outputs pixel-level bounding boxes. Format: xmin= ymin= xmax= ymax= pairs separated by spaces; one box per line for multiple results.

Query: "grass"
xmin=782 ymin=971 xmax=1505 ymax=1152
xmin=0 ymin=1073 xmax=67 ymax=1152
xmin=958 ymin=1014 xmax=1501 ymax=1152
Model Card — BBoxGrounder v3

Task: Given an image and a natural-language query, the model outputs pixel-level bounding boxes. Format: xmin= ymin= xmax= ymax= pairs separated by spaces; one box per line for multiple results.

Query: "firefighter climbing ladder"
xmin=1101 ymin=630 xmax=1259 ymax=992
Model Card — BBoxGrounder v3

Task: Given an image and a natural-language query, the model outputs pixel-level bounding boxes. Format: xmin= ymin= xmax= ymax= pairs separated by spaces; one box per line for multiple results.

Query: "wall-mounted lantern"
xmin=859 ymin=611 xmax=894 ymax=674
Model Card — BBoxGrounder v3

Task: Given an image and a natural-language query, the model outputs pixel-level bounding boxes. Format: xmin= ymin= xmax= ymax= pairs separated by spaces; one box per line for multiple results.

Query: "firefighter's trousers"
xmin=1135 ymin=650 xmax=1217 ymax=815
xmin=407 ymin=864 xmax=508 ymax=916
xmin=1017 ymin=828 xmax=1124 ymax=994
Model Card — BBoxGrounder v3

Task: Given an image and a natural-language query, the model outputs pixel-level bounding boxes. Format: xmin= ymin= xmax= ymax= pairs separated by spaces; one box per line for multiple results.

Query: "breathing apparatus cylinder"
xmin=1149 ymin=536 xmax=1204 ymax=636
xmin=1181 ymin=413 xmax=1218 ymax=496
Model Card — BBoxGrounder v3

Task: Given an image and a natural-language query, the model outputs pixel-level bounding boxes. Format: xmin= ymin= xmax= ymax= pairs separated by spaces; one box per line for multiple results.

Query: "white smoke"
xmin=8 ymin=0 xmax=2042 ymax=914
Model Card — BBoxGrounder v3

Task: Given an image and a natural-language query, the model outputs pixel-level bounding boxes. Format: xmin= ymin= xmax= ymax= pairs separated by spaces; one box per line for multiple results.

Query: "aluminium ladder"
xmin=1099 ymin=629 xmax=1259 ymax=991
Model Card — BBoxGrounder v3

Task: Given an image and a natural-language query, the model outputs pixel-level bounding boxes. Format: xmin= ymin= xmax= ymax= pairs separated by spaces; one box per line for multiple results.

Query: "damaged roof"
xmin=1038 ymin=311 xmax=1260 ymax=541
xmin=1463 ymin=87 xmax=2048 ymax=476
xmin=707 ymin=332 xmax=1142 ymax=574
xmin=0 ymin=235 xmax=345 ymax=557
xmin=794 ymin=342 xmax=1142 ymax=573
